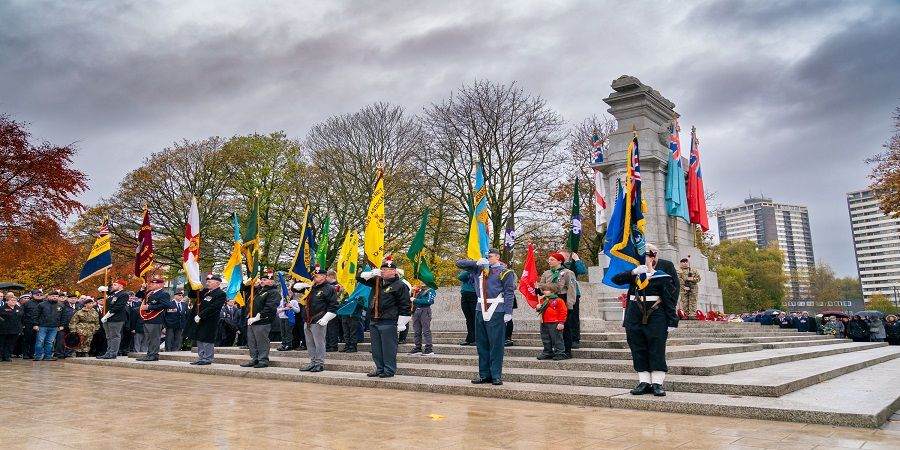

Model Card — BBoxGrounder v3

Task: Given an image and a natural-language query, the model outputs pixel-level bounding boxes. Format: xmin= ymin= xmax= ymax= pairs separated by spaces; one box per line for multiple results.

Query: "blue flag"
xmin=664 ymin=120 xmax=690 ymax=221
xmin=289 ymin=206 xmax=318 ymax=282
xmin=602 ymin=132 xmax=649 ymax=290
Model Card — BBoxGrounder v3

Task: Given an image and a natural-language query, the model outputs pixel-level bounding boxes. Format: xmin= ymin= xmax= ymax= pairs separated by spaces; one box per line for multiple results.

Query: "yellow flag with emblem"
xmin=364 ymin=168 xmax=385 ymax=266
xmin=336 ymin=230 xmax=359 ymax=294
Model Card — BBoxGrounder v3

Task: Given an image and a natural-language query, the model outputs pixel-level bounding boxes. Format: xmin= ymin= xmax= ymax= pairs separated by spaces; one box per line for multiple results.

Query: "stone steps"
xmin=69 ymin=353 xmax=900 ymax=427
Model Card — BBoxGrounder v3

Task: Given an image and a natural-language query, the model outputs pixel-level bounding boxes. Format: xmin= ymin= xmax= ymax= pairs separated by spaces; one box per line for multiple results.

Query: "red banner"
xmin=518 ymin=243 xmax=539 ymax=309
xmin=135 ymin=208 xmax=154 ymax=279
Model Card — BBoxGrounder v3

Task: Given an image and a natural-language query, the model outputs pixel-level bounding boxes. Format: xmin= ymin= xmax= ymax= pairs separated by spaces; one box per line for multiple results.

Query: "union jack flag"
xmin=591 ymin=130 xmax=604 ymax=166
xmin=668 ymin=120 xmax=682 ymax=167
xmin=98 ymin=221 xmax=109 ymax=237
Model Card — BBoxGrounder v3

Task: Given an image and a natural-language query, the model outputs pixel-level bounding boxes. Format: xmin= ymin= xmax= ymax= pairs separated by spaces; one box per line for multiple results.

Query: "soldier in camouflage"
xmin=677 ymin=258 xmax=701 ymax=318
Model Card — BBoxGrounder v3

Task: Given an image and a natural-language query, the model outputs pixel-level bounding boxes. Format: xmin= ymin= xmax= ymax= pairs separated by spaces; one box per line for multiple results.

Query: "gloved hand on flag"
xmin=631 ymin=265 xmax=650 ymax=275
xmin=194 ymin=315 xmax=200 ymax=324
xmin=292 ymin=282 xmax=311 ymax=292
xmin=98 ymin=286 xmax=108 ymax=292
xmin=476 ymin=258 xmax=489 ymax=269
xmin=504 ymin=314 xmax=512 ymax=323
xmin=397 ymin=315 xmax=412 ymax=332
xmin=247 ymin=313 xmax=261 ymax=326
xmin=101 ymin=312 xmax=112 ymax=323
xmin=317 ymin=312 xmax=337 ymax=327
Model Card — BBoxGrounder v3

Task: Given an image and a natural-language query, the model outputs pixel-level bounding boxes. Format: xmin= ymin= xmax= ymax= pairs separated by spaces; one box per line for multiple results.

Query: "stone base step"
xmin=67 ymin=355 xmax=900 ymax=427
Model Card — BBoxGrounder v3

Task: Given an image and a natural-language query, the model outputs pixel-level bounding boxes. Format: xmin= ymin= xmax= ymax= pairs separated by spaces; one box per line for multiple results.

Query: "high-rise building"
xmin=847 ymin=189 xmax=900 ymax=304
xmin=717 ymin=197 xmax=815 ymax=302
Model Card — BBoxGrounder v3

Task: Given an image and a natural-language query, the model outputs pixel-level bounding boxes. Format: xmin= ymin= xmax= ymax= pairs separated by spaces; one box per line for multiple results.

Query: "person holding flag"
xmin=241 ymin=269 xmax=281 ymax=369
xmin=357 ymin=256 xmax=411 ymax=378
xmin=190 ymin=274 xmax=226 ymax=366
xmin=96 ymin=278 xmax=129 ymax=360
xmin=298 ymin=266 xmax=339 ymax=373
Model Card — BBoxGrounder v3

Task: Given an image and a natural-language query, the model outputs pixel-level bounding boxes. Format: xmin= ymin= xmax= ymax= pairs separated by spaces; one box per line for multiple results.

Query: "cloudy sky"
xmin=2 ymin=0 xmax=898 ymax=275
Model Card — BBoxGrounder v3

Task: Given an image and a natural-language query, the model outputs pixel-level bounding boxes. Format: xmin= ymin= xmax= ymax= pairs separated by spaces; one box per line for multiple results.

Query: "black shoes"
xmin=492 ymin=379 xmax=503 ymax=386
xmin=378 ymin=372 xmax=394 ymax=378
xmin=276 ymin=346 xmax=290 ymax=352
xmin=409 ymin=348 xmax=422 ymax=355
xmin=630 ymin=382 xmax=653 ymax=395
xmin=189 ymin=361 xmax=200 ymax=365
xmin=240 ymin=360 xmax=258 ymax=367
xmin=135 ymin=357 xmax=157 ymax=362
xmin=191 ymin=361 xmax=211 ymax=366
xmin=651 ymin=383 xmax=666 ymax=396
xmin=471 ymin=377 xmax=492 ymax=384
xmin=253 ymin=363 xmax=268 ymax=368
xmin=367 ymin=371 xmax=382 ymax=377
xmin=504 ymin=340 xmax=515 ymax=346
xmin=552 ymin=354 xmax=569 ymax=361
xmin=342 ymin=347 xmax=357 ymax=353
xmin=310 ymin=365 xmax=324 ymax=373
xmin=536 ymin=354 xmax=553 ymax=360
xmin=571 ymin=341 xmax=581 ymax=349
xmin=299 ymin=364 xmax=315 ymax=372
xmin=458 ymin=340 xmax=474 ymax=346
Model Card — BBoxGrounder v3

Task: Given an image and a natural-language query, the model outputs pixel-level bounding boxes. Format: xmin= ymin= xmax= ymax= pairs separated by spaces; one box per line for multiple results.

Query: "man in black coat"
xmin=356 ymin=257 xmax=411 ymax=378
xmin=299 ymin=267 xmax=339 ymax=372
xmin=191 ymin=275 xmax=226 ymax=365
xmin=31 ymin=290 xmax=65 ymax=361
xmin=611 ymin=244 xmax=679 ymax=397
xmin=241 ymin=270 xmax=280 ymax=368
xmin=136 ymin=276 xmax=174 ymax=362
xmin=164 ymin=290 xmax=188 ymax=351
xmin=97 ymin=279 xmax=131 ymax=359
xmin=20 ymin=290 xmax=42 ymax=359
xmin=54 ymin=295 xmax=78 ymax=359
xmin=0 ymin=295 xmax=23 ymax=361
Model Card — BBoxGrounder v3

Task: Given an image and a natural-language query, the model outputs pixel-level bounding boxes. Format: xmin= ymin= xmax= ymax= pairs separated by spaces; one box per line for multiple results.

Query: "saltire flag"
xmin=687 ymin=126 xmax=710 ymax=232
xmin=602 ymin=131 xmax=649 ymax=290
xmin=222 ymin=213 xmax=245 ymax=306
xmin=316 ymin=217 xmax=330 ymax=269
xmin=364 ymin=168 xmax=385 ymax=266
xmin=664 ymin=120 xmax=690 ymax=221
xmin=407 ymin=209 xmax=437 ymax=289
xmin=336 ymin=230 xmax=359 ymax=294
xmin=518 ymin=243 xmax=539 ymax=309
xmin=182 ymin=196 xmax=202 ymax=290
xmin=77 ymin=219 xmax=112 ymax=284
xmin=567 ymin=179 xmax=582 ymax=251
xmin=289 ymin=206 xmax=318 ymax=283
xmin=466 ymin=163 xmax=490 ymax=260
xmin=590 ymin=130 xmax=608 ymax=231
xmin=242 ymin=195 xmax=260 ymax=280
xmin=134 ymin=207 xmax=154 ymax=280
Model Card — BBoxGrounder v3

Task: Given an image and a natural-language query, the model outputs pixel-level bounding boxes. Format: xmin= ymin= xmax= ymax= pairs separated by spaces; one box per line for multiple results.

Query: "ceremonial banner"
xmin=591 ymin=130 xmax=608 ymax=231
xmin=289 ymin=206 xmax=317 ymax=282
xmin=364 ymin=169 xmax=385 ymax=266
xmin=77 ymin=220 xmax=112 ymax=284
xmin=518 ymin=243 xmax=539 ymax=309
xmin=407 ymin=209 xmax=437 ymax=289
xmin=242 ymin=195 xmax=260 ymax=279
xmin=223 ymin=213 xmax=245 ymax=306
xmin=466 ymin=163 xmax=490 ymax=260
xmin=182 ymin=196 xmax=202 ymax=290
xmin=134 ymin=207 xmax=154 ymax=280
xmin=567 ymin=179 xmax=582 ymax=252
xmin=665 ymin=120 xmax=690 ymax=221
xmin=602 ymin=131 xmax=649 ymax=290
xmin=336 ymin=230 xmax=359 ymax=293
xmin=687 ymin=126 xmax=710 ymax=231
xmin=316 ymin=217 xmax=330 ymax=269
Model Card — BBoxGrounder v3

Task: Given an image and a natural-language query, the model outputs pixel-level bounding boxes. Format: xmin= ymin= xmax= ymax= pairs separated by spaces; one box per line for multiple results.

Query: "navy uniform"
xmin=299 ymin=267 xmax=340 ymax=372
xmin=457 ymin=249 xmax=517 ymax=385
xmin=241 ymin=271 xmax=281 ymax=368
xmin=164 ymin=292 xmax=188 ymax=351
xmin=136 ymin=277 xmax=174 ymax=362
xmin=612 ymin=247 xmax=679 ymax=397
xmin=98 ymin=283 xmax=130 ymax=359
xmin=191 ymin=276 xmax=226 ymax=365
xmin=357 ymin=257 xmax=411 ymax=378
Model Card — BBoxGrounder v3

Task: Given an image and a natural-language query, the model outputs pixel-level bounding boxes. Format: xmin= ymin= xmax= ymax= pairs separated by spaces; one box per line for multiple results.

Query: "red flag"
xmin=518 ymin=243 xmax=539 ymax=309
xmin=687 ymin=126 xmax=709 ymax=231
xmin=135 ymin=207 xmax=154 ymax=279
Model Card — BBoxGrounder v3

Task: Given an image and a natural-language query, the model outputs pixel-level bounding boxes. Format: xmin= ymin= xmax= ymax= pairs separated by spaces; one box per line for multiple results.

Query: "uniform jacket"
xmin=252 ymin=284 xmax=281 ymax=326
xmin=562 ymin=259 xmax=588 ymax=297
xmin=304 ymin=282 xmax=339 ymax=324
xmin=60 ymin=303 xmax=77 ymax=328
xmin=538 ymin=296 xmax=568 ymax=324
xmin=456 ymin=260 xmax=517 ymax=316
xmin=141 ymin=289 xmax=174 ymax=325
xmin=21 ymin=300 xmax=40 ymax=326
xmin=357 ymin=273 xmax=411 ymax=321
xmin=105 ymin=290 xmax=130 ymax=322
xmin=194 ymin=287 xmax=226 ymax=343
xmin=0 ymin=304 xmax=23 ymax=334
xmin=612 ymin=259 xmax=680 ymax=329
xmin=69 ymin=307 xmax=99 ymax=339
xmin=165 ymin=301 xmax=188 ymax=329
xmin=539 ymin=267 xmax=577 ymax=307
xmin=33 ymin=300 xmax=64 ymax=328
xmin=677 ymin=267 xmax=702 ymax=291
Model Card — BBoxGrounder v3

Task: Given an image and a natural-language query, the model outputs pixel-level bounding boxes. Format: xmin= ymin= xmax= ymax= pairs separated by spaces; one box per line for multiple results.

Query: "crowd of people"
xmin=737 ymin=309 xmax=900 ymax=344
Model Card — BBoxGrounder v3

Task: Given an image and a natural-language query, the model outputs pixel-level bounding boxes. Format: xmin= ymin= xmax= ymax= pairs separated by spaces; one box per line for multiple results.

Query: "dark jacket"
xmin=105 ymin=290 xmax=129 ymax=322
xmin=0 ymin=304 xmax=23 ymax=334
xmin=252 ymin=284 xmax=281 ymax=326
xmin=305 ymin=282 xmax=339 ymax=324
xmin=60 ymin=303 xmax=77 ymax=328
xmin=140 ymin=289 xmax=174 ymax=325
xmin=847 ymin=319 xmax=870 ymax=342
xmin=165 ymin=301 xmax=188 ymax=329
xmin=194 ymin=288 xmax=226 ymax=343
xmin=127 ymin=302 xmax=144 ymax=333
xmin=21 ymin=300 xmax=40 ymax=326
xmin=794 ymin=316 xmax=815 ymax=333
xmin=357 ymin=273 xmax=411 ymax=321
xmin=33 ymin=300 xmax=64 ymax=328
xmin=612 ymin=259 xmax=680 ymax=329
xmin=886 ymin=321 xmax=900 ymax=343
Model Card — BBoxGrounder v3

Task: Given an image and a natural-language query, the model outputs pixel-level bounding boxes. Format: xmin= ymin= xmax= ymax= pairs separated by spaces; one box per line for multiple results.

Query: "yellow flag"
xmin=364 ymin=169 xmax=385 ymax=266
xmin=466 ymin=213 xmax=482 ymax=260
xmin=336 ymin=230 xmax=359 ymax=293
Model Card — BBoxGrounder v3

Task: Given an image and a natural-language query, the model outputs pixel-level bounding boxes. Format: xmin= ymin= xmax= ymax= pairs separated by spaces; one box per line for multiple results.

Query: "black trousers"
xmin=559 ymin=294 xmax=573 ymax=354
xmin=460 ymin=292 xmax=477 ymax=343
xmin=21 ymin=326 xmax=35 ymax=358
xmin=571 ymin=296 xmax=581 ymax=342
xmin=326 ymin=319 xmax=341 ymax=349
xmin=341 ymin=316 xmax=359 ymax=349
xmin=624 ymin=310 xmax=669 ymax=372
xmin=0 ymin=334 xmax=17 ymax=360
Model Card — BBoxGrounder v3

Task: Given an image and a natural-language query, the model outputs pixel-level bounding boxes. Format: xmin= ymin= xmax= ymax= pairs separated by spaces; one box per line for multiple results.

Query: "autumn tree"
xmin=809 ymin=262 xmax=842 ymax=304
xmin=867 ymin=107 xmax=900 ymax=215
xmin=708 ymin=239 xmax=787 ymax=313
xmin=0 ymin=114 xmax=88 ymax=233
xmin=0 ymin=218 xmax=82 ymax=290
xmin=866 ymin=293 xmax=899 ymax=315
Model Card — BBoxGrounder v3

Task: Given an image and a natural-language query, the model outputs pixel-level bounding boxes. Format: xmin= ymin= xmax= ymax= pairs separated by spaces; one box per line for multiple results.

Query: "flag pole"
xmin=102 ymin=268 xmax=109 ymax=314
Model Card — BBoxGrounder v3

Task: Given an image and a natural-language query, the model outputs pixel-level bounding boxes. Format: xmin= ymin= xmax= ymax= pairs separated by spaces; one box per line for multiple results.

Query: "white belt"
xmin=629 ymin=295 xmax=660 ymax=302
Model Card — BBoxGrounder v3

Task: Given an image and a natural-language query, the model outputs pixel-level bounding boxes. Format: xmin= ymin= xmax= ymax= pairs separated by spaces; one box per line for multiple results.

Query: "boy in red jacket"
xmin=536 ymin=283 xmax=568 ymax=361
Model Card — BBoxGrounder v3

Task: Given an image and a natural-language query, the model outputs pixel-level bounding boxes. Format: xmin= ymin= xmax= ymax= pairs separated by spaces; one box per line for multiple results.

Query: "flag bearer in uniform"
xmin=611 ymin=244 xmax=679 ymax=397
xmin=136 ymin=276 xmax=174 ymax=362
xmin=241 ymin=271 xmax=280 ymax=368
xmin=97 ymin=279 xmax=129 ymax=360
xmin=357 ymin=257 xmax=411 ymax=378
xmin=299 ymin=267 xmax=339 ymax=372
xmin=191 ymin=275 xmax=226 ymax=365
xmin=457 ymin=248 xmax=517 ymax=386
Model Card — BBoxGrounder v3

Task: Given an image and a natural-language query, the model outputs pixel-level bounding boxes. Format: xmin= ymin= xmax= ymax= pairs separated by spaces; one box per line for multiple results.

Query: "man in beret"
xmin=241 ymin=269 xmax=280 ymax=368
xmin=136 ymin=276 xmax=174 ymax=362
xmin=191 ymin=275 xmax=226 ymax=365
xmin=357 ymin=256 xmax=411 ymax=378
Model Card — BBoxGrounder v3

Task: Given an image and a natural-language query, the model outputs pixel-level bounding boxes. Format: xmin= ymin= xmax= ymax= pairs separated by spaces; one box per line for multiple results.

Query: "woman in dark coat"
xmin=885 ymin=315 xmax=900 ymax=346
xmin=846 ymin=315 xmax=870 ymax=343
xmin=0 ymin=295 xmax=23 ymax=361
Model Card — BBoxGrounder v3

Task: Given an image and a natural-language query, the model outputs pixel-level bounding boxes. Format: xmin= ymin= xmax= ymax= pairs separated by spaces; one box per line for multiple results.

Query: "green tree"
xmin=809 ymin=262 xmax=841 ymax=304
xmin=709 ymin=240 xmax=786 ymax=313
xmin=866 ymin=293 xmax=899 ymax=315
xmin=836 ymin=277 xmax=863 ymax=301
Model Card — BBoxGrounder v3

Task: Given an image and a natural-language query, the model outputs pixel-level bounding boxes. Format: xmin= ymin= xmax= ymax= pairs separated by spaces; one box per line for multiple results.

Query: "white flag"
xmin=594 ymin=168 xmax=608 ymax=231
xmin=183 ymin=196 xmax=202 ymax=289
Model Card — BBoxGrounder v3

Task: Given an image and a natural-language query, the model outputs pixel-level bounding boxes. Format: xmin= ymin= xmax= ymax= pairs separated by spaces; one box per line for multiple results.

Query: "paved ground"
xmin=2 ymin=359 xmax=899 ymax=449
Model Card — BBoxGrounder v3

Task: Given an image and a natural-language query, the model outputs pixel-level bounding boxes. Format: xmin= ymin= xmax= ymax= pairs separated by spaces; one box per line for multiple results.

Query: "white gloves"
xmin=98 ymin=286 xmax=108 ymax=292
xmin=631 ymin=265 xmax=650 ymax=275
xmin=101 ymin=312 xmax=112 ymax=323
xmin=194 ymin=315 xmax=201 ymax=324
xmin=247 ymin=313 xmax=261 ymax=326
xmin=317 ymin=312 xmax=337 ymax=327
xmin=293 ymin=282 xmax=311 ymax=291
xmin=504 ymin=314 xmax=512 ymax=323
xmin=397 ymin=315 xmax=412 ymax=332
xmin=667 ymin=327 xmax=676 ymax=332
xmin=476 ymin=258 xmax=489 ymax=268
xmin=360 ymin=269 xmax=381 ymax=280
xmin=372 ymin=268 xmax=382 ymax=277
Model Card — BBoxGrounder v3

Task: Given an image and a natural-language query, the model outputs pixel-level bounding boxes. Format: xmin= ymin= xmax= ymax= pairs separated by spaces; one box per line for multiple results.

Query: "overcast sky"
xmin=2 ymin=0 xmax=898 ymax=276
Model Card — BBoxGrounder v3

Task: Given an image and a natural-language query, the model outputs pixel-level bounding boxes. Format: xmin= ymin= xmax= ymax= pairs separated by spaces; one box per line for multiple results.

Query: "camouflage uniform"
xmin=677 ymin=267 xmax=701 ymax=315
xmin=68 ymin=307 xmax=100 ymax=353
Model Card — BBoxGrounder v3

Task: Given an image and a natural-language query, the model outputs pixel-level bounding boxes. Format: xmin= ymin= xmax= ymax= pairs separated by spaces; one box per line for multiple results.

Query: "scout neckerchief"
xmin=536 ymin=294 xmax=558 ymax=314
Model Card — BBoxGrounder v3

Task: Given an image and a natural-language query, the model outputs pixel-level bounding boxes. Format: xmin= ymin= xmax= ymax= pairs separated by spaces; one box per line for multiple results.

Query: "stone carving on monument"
xmin=429 ymin=75 xmax=723 ymax=332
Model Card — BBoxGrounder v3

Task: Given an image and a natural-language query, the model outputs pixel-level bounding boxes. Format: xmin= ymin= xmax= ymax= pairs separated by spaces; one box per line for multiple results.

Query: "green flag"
xmin=407 ymin=209 xmax=437 ymax=289
xmin=567 ymin=179 xmax=582 ymax=252
xmin=242 ymin=195 xmax=260 ymax=278
xmin=316 ymin=217 xmax=330 ymax=268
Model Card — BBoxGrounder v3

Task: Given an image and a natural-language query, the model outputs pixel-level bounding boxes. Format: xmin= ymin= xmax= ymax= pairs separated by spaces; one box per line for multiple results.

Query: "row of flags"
xmin=665 ymin=120 xmax=709 ymax=231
